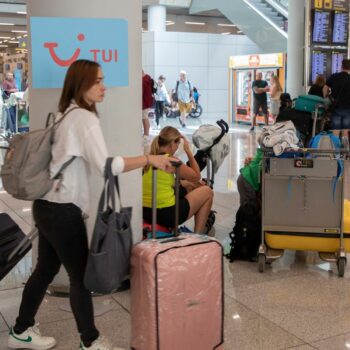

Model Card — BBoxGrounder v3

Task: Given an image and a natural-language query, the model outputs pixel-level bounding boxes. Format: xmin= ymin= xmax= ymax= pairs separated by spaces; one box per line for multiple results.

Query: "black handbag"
xmin=84 ymin=158 xmax=133 ymax=294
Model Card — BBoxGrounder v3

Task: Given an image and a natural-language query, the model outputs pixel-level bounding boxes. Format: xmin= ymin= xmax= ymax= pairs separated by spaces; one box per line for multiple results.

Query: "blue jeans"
xmin=331 ymin=109 xmax=350 ymax=130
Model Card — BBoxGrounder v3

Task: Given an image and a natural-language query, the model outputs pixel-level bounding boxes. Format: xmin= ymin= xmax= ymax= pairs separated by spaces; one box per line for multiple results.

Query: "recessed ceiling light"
xmin=0 ymin=36 xmax=10 ymax=39
xmin=11 ymin=30 xmax=27 ymax=33
xmin=166 ymin=21 xmax=175 ymax=26
xmin=237 ymin=30 xmax=243 ymax=33
xmin=185 ymin=21 xmax=205 ymax=25
xmin=16 ymin=11 xmax=27 ymax=14
xmin=221 ymin=32 xmax=231 ymax=35
xmin=0 ymin=45 xmax=8 ymax=47
xmin=0 ymin=23 xmax=15 ymax=26
xmin=8 ymin=41 xmax=19 ymax=43
xmin=10 ymin=37 xmax=15 ymax=40
xmin=23 ymin=34 xmax=27 ymax=37
xmin=218 ymin=24 xmax=236 ymax=27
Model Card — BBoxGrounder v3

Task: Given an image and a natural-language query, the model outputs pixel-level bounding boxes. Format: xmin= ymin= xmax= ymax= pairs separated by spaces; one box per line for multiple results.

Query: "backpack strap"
xmin=50 ymin=107 xmax=82 ymax=180
xmin=188 ymin=81 xmax=193 ymax=98
xmin=175 ymin=80 xmax=179 ymax=95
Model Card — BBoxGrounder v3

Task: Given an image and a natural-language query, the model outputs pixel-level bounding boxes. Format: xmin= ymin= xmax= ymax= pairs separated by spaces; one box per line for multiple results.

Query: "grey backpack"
xmin=1 ymin=107 xmax=79 ymax=201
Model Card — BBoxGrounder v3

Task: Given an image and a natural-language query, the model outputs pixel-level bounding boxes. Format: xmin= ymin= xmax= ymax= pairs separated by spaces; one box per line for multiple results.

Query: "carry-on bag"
xmin=294 ymin=94 xmax=325 ymax=113
xmin=130 ymin=163 xmax=224 ymax=350
xmin=0 ymin=213 xmax=38 ymax=281
xmin=84 ymin=158 xmax=133 ymax=295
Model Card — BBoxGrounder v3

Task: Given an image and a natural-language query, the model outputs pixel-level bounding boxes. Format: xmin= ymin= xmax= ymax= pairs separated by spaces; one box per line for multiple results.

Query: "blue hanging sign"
xmin=30 ymin=17 xmax=129 ymax=88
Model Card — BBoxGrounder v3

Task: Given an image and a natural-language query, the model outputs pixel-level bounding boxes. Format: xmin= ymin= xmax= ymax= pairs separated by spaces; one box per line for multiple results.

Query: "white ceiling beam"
xmin=0 ymin=3 xmax=26 ymax=14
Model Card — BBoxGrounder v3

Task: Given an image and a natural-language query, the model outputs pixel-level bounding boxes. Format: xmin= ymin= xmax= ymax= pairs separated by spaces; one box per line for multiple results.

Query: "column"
xmin=147 ymin=5 xmax=166 ymax=32
xmin=28 ymin=0 xmax=142 ymax=290
xmin=286 ymin=0 xmax=305 ymax=98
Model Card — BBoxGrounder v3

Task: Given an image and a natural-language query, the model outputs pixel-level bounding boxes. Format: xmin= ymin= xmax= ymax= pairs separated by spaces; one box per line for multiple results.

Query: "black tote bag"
xmin=84 ymin=158 xmax=133 ymax=294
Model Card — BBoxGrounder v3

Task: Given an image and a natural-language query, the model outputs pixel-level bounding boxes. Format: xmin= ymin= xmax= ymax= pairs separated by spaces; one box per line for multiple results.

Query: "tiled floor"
xmin=1 ymin=124 xmax=350 ymax=349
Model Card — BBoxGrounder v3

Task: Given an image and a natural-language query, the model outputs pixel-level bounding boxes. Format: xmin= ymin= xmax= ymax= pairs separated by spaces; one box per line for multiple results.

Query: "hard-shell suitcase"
xmin=0 ymin=213 xmax=38 ymax=281
xmin=130 ymin=164 xmax=224 ymax=350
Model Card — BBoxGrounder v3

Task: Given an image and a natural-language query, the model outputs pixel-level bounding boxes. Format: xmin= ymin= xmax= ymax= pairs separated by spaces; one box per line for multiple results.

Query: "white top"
xmin=155 ymin=84 xmax=170 ymax=104
xmin=42 ymin=102 xmax=125 ymax=215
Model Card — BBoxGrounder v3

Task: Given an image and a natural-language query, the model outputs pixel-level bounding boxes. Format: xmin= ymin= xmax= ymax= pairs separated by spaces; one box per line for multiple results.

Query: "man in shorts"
xmin=175 ymin=71 xmax=193 ymax=128
xmin=323 ymin=59 xmax=350 ymax=137
xmin=250 ymin=72 xmax=269 ymax=132
xmin=142 ymin=70 xmax=154 ymax=140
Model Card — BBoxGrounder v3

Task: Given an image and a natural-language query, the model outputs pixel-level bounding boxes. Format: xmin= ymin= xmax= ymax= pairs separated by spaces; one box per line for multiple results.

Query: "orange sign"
xmin=229 ymin=53 xmax=284 ymax=69
xmin=248 ymin=55 xmax=260 ymax=67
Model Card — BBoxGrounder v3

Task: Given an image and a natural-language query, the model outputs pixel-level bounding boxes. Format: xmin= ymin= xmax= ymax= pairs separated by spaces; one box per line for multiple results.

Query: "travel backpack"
xmin=1 ymin=107 xmax=79 ymax=201
xmin=309 ymin=131 xmax=341 ymax=149
xmin=226 ymin=202 xmax=261 ymax=262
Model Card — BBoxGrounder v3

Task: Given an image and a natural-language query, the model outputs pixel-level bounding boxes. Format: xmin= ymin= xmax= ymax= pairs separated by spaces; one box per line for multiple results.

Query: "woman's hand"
xmin=149 ymin=155 xmax=176 ymax=173
xmin=182 ymin=136 xmax=192 ymax=155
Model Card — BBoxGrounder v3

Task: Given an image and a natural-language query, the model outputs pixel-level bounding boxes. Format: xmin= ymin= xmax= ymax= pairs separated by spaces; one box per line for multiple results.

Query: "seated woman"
xmin=143 ymin=126 xmax=214 ymax=234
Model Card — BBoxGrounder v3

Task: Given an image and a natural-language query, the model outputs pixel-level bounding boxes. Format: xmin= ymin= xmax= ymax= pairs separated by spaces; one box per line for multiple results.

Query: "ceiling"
xmin=0 ymin=1 xmax=239 ymax=55
xmin=0 ymin=1 xmax=27 ymax=54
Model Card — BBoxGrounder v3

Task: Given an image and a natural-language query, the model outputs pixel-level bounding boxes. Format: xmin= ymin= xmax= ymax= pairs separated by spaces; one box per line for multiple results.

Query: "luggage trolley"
xmin=258 ymin=147 xmax=350 ymax=277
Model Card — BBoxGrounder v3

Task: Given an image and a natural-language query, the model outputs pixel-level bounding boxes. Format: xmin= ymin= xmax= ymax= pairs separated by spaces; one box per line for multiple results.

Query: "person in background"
xmin=175 ymin=71 xmax=193 ymax=128
xmin=154 ymin=75 xmax=170 ymax=129
xmin=8 ymin=59 xmax=173 ymax=350
xmin=2 ymin=72 xmax=18 ymax=99
xmin=143 ymin=126 xmax=214 ymax=234
xmin=308 ymin=75 xmax=326 ymax=98
xmin=142 ymin=70 xmax=154 ymax=141
xmin=250 ymin=72 xmax=269 ymax=132
xmin=269 ymin=75 xmax=283 ymax=122
xmin=323 ymin=59 xmax=350 ymax=137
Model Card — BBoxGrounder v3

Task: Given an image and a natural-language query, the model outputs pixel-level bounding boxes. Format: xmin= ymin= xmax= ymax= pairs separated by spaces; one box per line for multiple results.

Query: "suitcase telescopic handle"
xmin=151 ymin=161 xmax=182 ymax=239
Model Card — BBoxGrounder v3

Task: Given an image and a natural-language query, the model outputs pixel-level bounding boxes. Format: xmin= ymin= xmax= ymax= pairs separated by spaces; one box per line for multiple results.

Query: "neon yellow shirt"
xmin=143 ymin=167 xmax=175 ymax=208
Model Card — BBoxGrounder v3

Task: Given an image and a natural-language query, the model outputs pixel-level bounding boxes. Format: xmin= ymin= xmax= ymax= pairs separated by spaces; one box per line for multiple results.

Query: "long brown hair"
xmin=58 ymin=59 xmax=100 ymax=113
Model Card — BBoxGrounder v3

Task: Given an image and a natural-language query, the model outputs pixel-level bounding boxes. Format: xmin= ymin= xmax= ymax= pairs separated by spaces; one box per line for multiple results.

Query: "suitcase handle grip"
xmin=6 ymin=227 xmax=38 ymax=262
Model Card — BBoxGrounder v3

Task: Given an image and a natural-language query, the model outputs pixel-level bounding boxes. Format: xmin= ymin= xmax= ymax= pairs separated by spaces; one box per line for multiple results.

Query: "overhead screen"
xmin=309 ymin=1 xmax=349 ymax=84
xmin=312 ymin=10 xmax=332 ymax=44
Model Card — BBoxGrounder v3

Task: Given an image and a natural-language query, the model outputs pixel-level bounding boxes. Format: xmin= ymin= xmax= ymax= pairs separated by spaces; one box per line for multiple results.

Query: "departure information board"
xmin=312 ymin=10 xmax=331 ymax=43
xmin=332 ymin=11 xmax=349 ymax=44
xmin=332 ymin=51 xmax=347 ymax=73
xmin=311 ymin=50 xmax=328 ymax=82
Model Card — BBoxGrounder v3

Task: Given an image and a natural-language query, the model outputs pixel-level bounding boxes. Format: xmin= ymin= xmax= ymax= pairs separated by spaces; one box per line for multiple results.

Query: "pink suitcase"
xmin=130 ymin=164 xmax=224 ymax=350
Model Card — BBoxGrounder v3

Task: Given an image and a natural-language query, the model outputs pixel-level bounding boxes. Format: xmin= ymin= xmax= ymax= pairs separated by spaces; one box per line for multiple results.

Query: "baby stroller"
xmin=190 ymin=119 xmax=230 ymax=187
xmin=189 ymin=119 xmax=230 ymax=231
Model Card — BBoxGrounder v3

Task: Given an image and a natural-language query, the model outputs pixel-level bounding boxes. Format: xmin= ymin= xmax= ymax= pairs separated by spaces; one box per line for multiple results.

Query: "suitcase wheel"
xmin=337 ymin=257 xmax=346 ymax=277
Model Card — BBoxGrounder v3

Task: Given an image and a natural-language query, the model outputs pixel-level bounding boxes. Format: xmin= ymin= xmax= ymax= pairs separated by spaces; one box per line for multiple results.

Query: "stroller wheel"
xmin=189 ymin=104 xmax=203 ymax=118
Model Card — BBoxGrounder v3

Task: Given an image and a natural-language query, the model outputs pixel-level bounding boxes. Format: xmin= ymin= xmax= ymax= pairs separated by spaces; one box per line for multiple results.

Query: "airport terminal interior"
xmin=1 ymin=0 xmax=350 ymax=349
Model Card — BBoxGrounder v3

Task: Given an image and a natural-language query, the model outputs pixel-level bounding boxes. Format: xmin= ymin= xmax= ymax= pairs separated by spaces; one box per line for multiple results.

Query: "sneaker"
xmin=79 ymin=336 xmax=125 ymax=350
xmin=249 ymin=126 xmax=255 ymax=132
xmin=8 ymin=325 xmax=56 ymax=349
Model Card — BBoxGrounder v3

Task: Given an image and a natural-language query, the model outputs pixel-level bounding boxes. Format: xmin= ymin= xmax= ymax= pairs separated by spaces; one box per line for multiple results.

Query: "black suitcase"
xmin=0 ymin=213 xmax=38 ymax=281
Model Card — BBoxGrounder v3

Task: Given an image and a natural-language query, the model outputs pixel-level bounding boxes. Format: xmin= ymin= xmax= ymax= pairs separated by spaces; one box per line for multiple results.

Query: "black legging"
xmin=155 ymin=101 xmax=165 ymax=126
xmin=14 ymin=200 xmax=99 ymax=347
